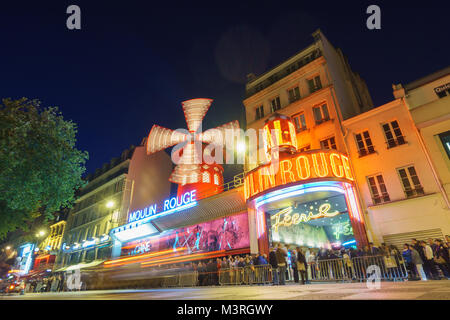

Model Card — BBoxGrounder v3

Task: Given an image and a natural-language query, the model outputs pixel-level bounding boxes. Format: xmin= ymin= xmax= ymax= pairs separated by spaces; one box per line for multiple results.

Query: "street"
xmin=2 ymin=280 xmax=450 ymax=300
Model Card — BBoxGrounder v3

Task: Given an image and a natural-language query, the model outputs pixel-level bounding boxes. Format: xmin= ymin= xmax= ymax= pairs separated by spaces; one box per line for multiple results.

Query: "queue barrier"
xmin=218 ymin=268 xmax=244 ymax=285
xmin=308 ymin=255 xmax=408 ymax=282
xmin=65 ymin=255 xmax=411 ymax=291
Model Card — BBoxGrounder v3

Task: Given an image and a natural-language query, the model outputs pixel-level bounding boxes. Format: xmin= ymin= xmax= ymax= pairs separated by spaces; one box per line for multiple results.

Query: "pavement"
xmin=2 ymin=280 xmax=450 ymax=300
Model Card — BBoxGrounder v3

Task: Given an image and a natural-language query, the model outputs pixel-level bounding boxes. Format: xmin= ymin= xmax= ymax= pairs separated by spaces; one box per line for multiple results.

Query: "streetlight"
xmin=106 ymin=200 xmax=115 ymax=209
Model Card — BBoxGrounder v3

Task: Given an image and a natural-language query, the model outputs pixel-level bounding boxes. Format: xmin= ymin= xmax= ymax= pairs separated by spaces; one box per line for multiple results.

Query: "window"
xmin=382 ymin=120 xmax=406 ymax=148
xmin=355 ymin=131 xmax=375 ymax=157
xmin=270 ymin=97 xmax=281 ymax=113
xmin=367 ymin=175 xmax=390 ymax=204
xmin=214 ymin=174 xmax=219 ymax=185
xmin=292 ymin=112 xmax=307 ymax=132
xmin=255 ymin=105 xmax=264 ymax=120
xmin=299 ymin=145 xmax=311 ymax=152
xmin=97 ymin=246 xmax=111 ymax=260
xmin=308 ymin=75 xmax=322 ymax=93
xmin=438 ymin=130 xmax=450 ymax=159
xmin=320 ymin=137 xmax=337 ymax=150
xmin=397 ymin=166 xmax=424 ymax=198
xmin=202 ymin=171 xmax=210 ymax=183
xmin=313 ymin=104 xmax=330 ymax=124
xmin=85 ymin=249 xmax=96 ymax=263
xmin=288 ymin=86 xmax=300 ymax=103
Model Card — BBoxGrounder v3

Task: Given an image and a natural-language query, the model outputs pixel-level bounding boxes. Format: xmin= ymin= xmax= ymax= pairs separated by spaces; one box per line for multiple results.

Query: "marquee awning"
xmin=150 ymin=187 xmax=247 ymax=231
xmin=54 ymin=259 xmax=105 ymax=272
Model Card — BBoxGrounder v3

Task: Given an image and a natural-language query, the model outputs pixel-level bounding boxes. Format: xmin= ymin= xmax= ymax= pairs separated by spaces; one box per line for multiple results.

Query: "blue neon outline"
xmin=111 ymin=201 xmax=197 ymax=235
xmin=342 ymin=239 xmax=356 ymax=246
xmin=254 ymin=181 xmax=344 ymax=209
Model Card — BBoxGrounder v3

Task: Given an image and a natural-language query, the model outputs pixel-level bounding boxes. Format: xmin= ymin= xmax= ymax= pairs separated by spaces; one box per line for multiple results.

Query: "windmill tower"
xmin=146 ymin=98 xmax=240 ymax=200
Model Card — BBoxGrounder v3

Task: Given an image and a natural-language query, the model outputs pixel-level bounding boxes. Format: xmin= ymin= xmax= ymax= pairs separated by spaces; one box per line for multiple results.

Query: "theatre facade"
xmin=106 ymin=106 xmax=367 ymax=268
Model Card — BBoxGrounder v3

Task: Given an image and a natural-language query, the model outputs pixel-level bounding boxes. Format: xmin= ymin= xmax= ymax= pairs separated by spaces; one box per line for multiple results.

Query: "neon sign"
xmin=271 ymin=203 xmax=340 ymax=232
xmin=332 ymin=221 xmax=353 ymax=240
xmin=244 ymin=150 xmax=354 ymax=201
xmin=127 ymin=190 xmax=197 ymax=223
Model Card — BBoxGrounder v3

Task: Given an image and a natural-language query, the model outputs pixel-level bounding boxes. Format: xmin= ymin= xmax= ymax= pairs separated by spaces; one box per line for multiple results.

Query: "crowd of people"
xmin=24 ymin=273 xmax=66 ymax=293
xmin=15 ymin=235 xmax=450 ymax=291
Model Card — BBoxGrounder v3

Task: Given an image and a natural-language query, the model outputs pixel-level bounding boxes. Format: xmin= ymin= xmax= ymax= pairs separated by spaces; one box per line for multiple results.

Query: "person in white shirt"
xmin=420 ymin=240 xmax=437 ymax=279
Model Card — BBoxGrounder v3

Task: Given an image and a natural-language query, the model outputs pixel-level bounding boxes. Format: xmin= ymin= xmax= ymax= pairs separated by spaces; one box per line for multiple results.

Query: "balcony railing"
xmin=315 ymin=117 xmax=331 ymax=125
xmin=386 ymin=136 xmax=407 ymax=149
xmin=295 ymin=127 xmax=308 ymax=134
xmin=405 ymin=187 xmax=425 ymax=198
xmin=372 ymin=193 xmax=390 ymax=205
xmin=245 ymin=49 xmax=322 ymax=98
xmin=358 ymin=147 xmax=376 ymax=158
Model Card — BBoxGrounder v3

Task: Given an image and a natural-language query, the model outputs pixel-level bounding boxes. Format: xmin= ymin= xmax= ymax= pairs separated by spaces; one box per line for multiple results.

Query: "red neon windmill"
xmin=146 ymin=98 xmax=240 ymax=200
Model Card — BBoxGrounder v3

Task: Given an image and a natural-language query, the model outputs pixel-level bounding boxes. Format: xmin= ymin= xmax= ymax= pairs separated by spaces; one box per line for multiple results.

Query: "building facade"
xmin=342 ymin=98 xmax=450 ymax=249
xmin=32 ymin=212 xmax=68 ymax=272
xmin=55 ymin=141 xmax=172 ymax=271
xmin=241 ymin=30 xmax=373 ymax=255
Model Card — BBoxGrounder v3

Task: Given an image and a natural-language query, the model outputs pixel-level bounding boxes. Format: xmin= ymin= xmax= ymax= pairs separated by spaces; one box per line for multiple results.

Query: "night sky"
xmin=1 ymin=1 xmax=448 ymax=178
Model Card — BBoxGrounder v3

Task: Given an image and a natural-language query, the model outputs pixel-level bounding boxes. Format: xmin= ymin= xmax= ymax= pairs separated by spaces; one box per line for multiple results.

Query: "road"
xmin=2 ymin=280 xmax=450 ymax=300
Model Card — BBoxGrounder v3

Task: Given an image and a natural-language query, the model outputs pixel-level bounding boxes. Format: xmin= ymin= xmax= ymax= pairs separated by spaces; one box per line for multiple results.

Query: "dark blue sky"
xmin=1 ymin=1 xmax=448 ymax=177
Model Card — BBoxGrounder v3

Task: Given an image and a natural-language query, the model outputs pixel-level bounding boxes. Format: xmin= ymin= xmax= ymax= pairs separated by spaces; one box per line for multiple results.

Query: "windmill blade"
xmin=199 ymin=120 xmax=240 ymax=145
xmin=169 ymin=164 xmax=202 ymax=185
xmin=182 ymin=98 xmax=213 ymax=133
xmin=146 ymin=124 xmax=189 ymax=155
xmin=178 ymin=141 xmax=202 ymax=165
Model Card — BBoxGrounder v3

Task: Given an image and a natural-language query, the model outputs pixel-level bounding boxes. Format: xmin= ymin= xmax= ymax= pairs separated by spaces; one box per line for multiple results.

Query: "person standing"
xmin=410 ymin=245 xmax=426 ymax=281
xmin=306 ymin=250 xmax=316 ymax=280
xmin=297 ymin=247 xmax=308 ymax=284
xmin=402 ymin=244 xmax=415 ymax=280
xmin=276 ymin=243 xmax=287 ymax=285
xmin=420 ymin=240 xmax=437 ymax=280
xmin=412 ymin=239 xmax=427 ymax=267
xmin=289 ymin=248 xmax=299 ymax=283
xmin=269 ymin=247 xmax=279 ymax=285
xmin=434 ymin=239 xmax=450 ymax=278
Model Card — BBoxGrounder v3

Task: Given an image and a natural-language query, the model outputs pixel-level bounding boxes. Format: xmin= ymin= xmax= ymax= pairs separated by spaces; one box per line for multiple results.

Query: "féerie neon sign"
xmin=271 ymin=203 xmax=340 ymax=232
xmin=128 ymin=190 xmax=197 ymax=223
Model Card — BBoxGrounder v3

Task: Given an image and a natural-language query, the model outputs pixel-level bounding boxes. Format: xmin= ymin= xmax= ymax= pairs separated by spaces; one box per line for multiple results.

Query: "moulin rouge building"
xmin=92 ymin=30 xmax=449 ymax=270
xmin=99 ymin=30 xmax=372 ymax=271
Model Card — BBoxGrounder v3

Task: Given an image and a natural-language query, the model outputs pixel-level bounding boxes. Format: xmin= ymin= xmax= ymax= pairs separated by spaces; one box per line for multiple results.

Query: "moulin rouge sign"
xmin=244 ymin=149 xmax=354 ymax=201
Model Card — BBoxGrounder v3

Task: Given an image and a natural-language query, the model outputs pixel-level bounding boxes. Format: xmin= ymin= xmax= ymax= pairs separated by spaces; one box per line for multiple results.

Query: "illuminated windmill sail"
xmin=146 ymin=98 xmax=240 ymax=190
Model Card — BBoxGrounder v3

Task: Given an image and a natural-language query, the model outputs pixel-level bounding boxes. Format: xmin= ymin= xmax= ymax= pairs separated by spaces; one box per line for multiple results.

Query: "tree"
xmin=0 ymin=98 xmax=88 ymax=239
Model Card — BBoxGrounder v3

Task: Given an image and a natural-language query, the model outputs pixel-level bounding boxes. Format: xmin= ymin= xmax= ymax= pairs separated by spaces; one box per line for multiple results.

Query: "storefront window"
xmin=85 ymin=249 xmax=96 ymax=262
xmin=266 ymin=194 xmax=355 ymax=250
xmin=97 ymin=246 xmax=111 ymax=260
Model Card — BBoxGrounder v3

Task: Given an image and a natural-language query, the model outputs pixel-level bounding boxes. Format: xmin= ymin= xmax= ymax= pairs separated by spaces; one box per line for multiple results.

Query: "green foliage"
xmin=0 ymin=98 xmax=88 ymax=239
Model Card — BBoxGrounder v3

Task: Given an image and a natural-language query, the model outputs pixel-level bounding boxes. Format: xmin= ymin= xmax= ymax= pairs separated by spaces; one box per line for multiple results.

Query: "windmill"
xmin=146 ymin=98 xmax=240 ymax=199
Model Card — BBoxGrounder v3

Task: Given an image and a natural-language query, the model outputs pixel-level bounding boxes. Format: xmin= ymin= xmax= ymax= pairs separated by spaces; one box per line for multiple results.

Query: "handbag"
xmin=297 ymin=262 xmax=306 ymax=271
xmin=384 ymin=256 xmax=397 ymax=268
xmin=434 ymin=256 xmax=446 ymax=264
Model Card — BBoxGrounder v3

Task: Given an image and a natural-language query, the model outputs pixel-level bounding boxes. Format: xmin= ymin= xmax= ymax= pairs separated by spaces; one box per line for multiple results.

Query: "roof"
xmin=404 ymin=66 xmax=450 ymax=92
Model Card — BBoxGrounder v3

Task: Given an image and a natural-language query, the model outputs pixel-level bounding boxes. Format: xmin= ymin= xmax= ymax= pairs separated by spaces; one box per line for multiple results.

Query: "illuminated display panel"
xmin=121 ymin=212 xmax=250 ymax=257
xmin=244 ymin=149 xmax=354 ymax=201
xmin=267 ymin=195 xmax=355 ymax=249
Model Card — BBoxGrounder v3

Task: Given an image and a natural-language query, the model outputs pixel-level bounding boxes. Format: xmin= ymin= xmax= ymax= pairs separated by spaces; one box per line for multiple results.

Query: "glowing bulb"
xmin=106 ymin=200 xmax=115 ymax=208
xmin=236 ymin=141 xmax=246 ymax=154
